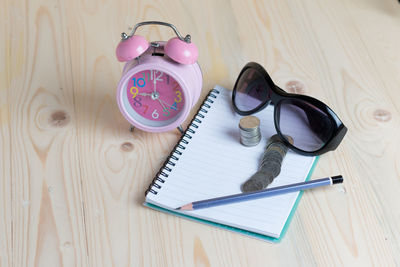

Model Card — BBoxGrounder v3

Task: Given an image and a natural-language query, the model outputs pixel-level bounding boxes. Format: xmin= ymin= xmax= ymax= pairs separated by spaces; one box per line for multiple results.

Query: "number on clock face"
xmin=126 ymin=70 xmax=185 ymax=121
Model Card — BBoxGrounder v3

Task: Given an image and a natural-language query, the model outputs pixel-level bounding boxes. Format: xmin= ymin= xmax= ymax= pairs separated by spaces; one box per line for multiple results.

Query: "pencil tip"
xmin=175 ymin=207 xmax=181 ymax=210
xmin=179 ymin=203 xmax=193 ymax=211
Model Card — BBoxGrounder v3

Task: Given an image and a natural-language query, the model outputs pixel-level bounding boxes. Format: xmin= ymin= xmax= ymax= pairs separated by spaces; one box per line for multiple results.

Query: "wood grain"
xmin=1 ymin=0 xmax=400 ymax=266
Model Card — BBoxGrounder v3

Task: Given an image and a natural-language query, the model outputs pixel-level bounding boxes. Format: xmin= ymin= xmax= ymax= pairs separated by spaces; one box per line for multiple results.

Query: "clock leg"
xmin=129 ymin=125 xmax=135 ymax=132
xmin=177 ymin=125 xmax=184 ymax=135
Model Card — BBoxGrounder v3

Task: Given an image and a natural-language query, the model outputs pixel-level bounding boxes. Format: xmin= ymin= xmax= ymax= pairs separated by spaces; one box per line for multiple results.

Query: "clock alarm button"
xmin=165 ymin=37 xmax=198 ymax=65
xmin=116 ymin=35 xmax=149 ymax=62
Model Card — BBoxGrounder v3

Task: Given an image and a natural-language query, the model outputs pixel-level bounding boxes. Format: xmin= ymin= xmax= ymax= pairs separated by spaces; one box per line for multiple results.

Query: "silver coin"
xmin=240 ymin=136 xmax=260 ymax=143
xmin=240 ymin=132 xmax=261 ymax=138
xmin=239 ymin=129 xmax=259 ymax=134
xmin=240 ymin=135 xmax=261 ymax=146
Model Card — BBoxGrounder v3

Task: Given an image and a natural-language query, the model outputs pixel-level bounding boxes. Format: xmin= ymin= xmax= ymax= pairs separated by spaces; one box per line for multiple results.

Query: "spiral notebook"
xmin=144 ymin=85 xmax=318 ymax=242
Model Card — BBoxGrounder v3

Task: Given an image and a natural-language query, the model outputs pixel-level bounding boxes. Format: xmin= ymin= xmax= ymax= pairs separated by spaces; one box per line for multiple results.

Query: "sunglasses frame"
xmin=232 ymin=62 xmax=347 ymax=156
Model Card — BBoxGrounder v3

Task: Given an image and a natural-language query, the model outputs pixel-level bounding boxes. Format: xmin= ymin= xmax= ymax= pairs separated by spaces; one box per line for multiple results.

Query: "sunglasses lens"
xmin=277 ymin=99 xmax=334 ymax=152
xmin=234 ymin=68 xmax=271 ymax=112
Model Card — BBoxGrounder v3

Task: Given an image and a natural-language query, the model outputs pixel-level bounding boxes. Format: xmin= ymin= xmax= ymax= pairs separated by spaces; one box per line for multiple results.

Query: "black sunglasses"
xmin=232 ymin=62 xmax=347 ymax=156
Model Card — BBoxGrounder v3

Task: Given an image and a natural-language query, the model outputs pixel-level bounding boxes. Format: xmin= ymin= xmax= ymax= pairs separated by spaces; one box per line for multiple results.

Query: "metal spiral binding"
xmin=145 ymin=89 xmax=220 ymax=196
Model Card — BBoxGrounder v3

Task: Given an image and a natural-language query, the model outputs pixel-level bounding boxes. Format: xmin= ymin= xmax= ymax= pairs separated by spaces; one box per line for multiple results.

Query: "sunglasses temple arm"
xmin=275 ymin=86 xmax=287 ymax=94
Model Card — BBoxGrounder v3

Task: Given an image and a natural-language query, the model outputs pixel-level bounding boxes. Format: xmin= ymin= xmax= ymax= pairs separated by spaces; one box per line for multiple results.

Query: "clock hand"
xmin=153 ymin=79 xmax=157 ymax=94
xmin=157 ymin=98 xmax=167 ymax=110
xmin=159 ymin=98 xmax=172 ymax=107
xmin=138 ymin=92 xmax=152 ymax=96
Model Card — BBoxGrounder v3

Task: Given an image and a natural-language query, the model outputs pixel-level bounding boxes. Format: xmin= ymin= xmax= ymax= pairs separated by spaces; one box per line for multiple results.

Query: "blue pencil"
xmin=176 ymin=175 xmax=343 ymax=211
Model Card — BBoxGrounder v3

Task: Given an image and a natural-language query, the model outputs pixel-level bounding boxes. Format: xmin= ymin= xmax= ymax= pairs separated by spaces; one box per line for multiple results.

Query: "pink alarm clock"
xmin=115 ymin=21 xmax=202 ymax=133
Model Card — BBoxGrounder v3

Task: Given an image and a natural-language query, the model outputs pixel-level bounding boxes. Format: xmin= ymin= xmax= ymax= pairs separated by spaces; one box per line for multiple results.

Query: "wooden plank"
xmin=2 ymin=0 xmax=88 ymax=266
xmin=0 ymin=1 xmax=12 ymax=266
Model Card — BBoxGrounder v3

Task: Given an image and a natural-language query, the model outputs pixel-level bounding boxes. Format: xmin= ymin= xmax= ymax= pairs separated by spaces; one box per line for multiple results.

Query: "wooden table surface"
xmin=1 ymin=0 xmax=400 ymax=266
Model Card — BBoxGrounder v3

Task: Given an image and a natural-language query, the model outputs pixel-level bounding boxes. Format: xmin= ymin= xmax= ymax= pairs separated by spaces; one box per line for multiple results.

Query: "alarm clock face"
xmin=122 ymin=69 xmax=186 ymax=127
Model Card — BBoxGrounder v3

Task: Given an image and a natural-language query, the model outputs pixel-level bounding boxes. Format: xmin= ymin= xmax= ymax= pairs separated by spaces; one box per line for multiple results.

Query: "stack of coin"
xmin=239 ymin=116 xmax=261 ymax=147
xmin=241 ymin=134 xmax=294 ymax=192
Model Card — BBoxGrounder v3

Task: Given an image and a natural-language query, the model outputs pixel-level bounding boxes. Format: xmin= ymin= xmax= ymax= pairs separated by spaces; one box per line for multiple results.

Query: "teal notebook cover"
xmin=144 ymin=86 xmax=319 ymax=243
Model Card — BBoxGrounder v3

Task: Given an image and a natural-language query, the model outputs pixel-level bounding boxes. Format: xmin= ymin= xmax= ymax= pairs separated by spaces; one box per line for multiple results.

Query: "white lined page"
xmin=146 ymin=85 xmax=316 ymax=238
